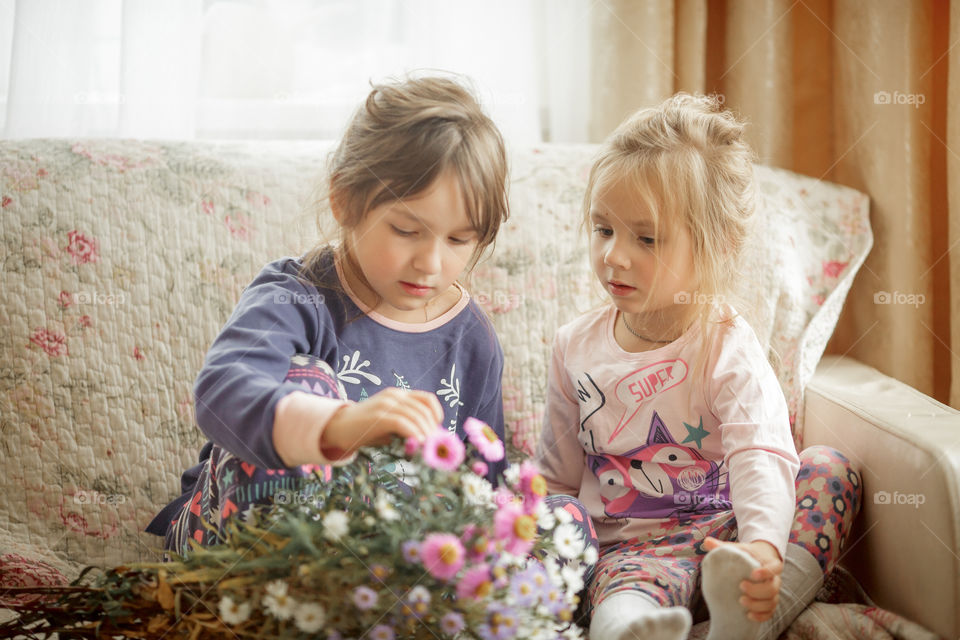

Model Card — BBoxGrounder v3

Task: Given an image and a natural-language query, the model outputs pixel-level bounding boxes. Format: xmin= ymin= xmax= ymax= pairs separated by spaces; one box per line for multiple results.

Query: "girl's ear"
xmin=329 ymin=184 xmax=345 ymax=225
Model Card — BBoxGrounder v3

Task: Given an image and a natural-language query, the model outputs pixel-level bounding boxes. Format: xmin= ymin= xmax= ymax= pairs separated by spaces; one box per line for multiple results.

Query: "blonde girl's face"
xmin=338 ymin=171 xmax=479 ymax=323
xmin=589 ymin=178 xmax=698 ymax=321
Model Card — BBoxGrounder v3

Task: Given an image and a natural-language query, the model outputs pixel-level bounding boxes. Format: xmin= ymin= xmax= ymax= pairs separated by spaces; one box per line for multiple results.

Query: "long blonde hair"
xmin=302 ymin=75 xmax=509 ymax=295
xmin=584 ymin=93 xmax=759 ymax=384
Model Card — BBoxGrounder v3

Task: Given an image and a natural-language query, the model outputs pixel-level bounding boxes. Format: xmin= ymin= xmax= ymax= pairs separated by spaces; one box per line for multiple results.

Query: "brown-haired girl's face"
xmin=337 ymin=170 xmax=479 ymax=322
xmin=589 ymin=178 xmax=698 ymax=321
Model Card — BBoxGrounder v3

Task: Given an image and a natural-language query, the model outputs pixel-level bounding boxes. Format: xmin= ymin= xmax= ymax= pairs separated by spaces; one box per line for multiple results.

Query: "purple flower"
xmin=401 ymin=540 xmax=422 ymax=564
xmin=440 ymin=611 xmax=466 ymax=634
xmin=477 ymin=602 xmax=519 ymax=640
xmin=368 ymin=624 xmax=395 ymax=640
xmin=352 ymin=586 xmax=378 ymax=611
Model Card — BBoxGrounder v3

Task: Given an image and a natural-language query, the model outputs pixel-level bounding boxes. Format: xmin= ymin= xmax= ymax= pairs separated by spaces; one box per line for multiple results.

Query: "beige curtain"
xmin=590 ymin=0 xmax=958 ymax=409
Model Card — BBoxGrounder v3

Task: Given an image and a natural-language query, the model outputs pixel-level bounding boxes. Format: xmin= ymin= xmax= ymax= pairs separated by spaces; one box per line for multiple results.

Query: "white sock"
xmin=703 ymin=543 xmax=824 ymax=640
xmin=702 ymin=544 xmax=762 ymax=640
xmin=590 ymin=591 xmax=692 ymax=640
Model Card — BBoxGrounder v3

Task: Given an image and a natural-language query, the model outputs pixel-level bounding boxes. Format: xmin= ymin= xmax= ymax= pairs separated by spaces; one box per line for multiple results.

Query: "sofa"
xmin=0 ymin=139 xmax=954 ymax=639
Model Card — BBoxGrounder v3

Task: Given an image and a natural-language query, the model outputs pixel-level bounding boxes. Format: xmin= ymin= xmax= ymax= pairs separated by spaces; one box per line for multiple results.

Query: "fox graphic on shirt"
xmin=586 ymin=410 xmax=730 ymax=522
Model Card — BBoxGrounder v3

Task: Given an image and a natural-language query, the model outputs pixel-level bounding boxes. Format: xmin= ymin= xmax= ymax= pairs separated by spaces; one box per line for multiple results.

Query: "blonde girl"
xmin=536 ymin=94 xmax=861 ymax=640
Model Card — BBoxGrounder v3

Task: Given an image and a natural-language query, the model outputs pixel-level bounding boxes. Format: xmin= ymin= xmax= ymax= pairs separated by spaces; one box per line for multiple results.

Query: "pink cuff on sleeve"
xmin=273 ymin=391 xmax=357 ymax=467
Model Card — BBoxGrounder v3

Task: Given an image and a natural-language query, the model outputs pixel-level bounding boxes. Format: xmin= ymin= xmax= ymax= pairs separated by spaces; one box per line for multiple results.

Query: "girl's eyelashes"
xmin=390 ymin=223 xmax=475 ymax=246
xmin=592 ymin=224 xmax=613 ymax=238
xmin=592 ymin=224 xmax=656 ymax=246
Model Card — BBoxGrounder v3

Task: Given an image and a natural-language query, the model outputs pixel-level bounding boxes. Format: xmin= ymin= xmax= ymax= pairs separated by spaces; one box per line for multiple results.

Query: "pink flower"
xmin=471 ymin=461 xmax=488 ymax=477
xmin=823 ymin=260 xmax=848 ymax=278
xmin=420 ymin=533 xmax=465 ymax=581
xmin=200 ymin=199 xmax=214 ymax=215
xmin=29 ymin=328 xmax=68 ymax=357
xmin=422 ymin=429 xmax=465 ymax=472
xmin=404 ymin=436 xmax=422 ymax=456
xmin=58 ymin=291 xmax=72 ymax=308
xmin=463 ymin=417 xmax=504 ymax=462
xmin=494 ymin=502 xmax=537 ymax=556
xmin=246 ymin=191 xmax=270 ymax=206
xmin=65 ymin=230 xmax=99 ymax=265
xmin=224 ymin=212 xmax=253 ymax=240
xmin=456 ymin=564 xmax=493 ymax=601
xmin=133 ymin=346 xmax=145 ymax=361
xmin=462 ymin=526 xmax=493 ymax=562
xmin=78 ymin=315 xmax=92 ymax=328
xmin=2 ymin=196 xmax=12 ymax=208
xmin=517 ymin=461 xmax=547 ymax=513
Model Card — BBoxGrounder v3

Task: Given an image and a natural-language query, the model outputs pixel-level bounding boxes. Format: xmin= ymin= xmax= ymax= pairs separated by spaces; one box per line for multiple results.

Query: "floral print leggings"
xmin=548 ymin=446 xmax=861 ymax=616
xmin=164 ymin=355 xmax=342 ymax=557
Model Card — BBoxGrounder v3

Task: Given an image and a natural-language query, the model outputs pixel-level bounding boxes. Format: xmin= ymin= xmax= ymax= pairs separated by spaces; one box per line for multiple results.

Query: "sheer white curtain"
xmin=0 ymin=0 xmax=591 ymax=143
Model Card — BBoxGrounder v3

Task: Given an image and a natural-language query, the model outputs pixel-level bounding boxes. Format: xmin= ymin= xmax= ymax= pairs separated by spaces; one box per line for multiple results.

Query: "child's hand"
xmin=702 ymin=536 xmax=783 ymax=622
xmin=321 ymin=388 xmax=443 ymax=456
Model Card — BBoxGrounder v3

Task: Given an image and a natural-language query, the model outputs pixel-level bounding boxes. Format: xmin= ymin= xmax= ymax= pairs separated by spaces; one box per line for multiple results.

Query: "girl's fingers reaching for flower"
xmin=406 ymin=390 xmax=444 ymax=425
xmin=382 ymin=401 xmax=437 ymax=442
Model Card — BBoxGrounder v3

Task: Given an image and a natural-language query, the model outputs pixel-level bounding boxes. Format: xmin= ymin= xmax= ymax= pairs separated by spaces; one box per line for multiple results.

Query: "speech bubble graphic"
xmin=608 ymin=358 xmax=688 ymax=444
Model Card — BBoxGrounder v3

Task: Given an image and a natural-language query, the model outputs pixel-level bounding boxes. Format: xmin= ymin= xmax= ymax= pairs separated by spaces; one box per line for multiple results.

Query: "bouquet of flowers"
xmin=1 ymin=418 xmax=595 ymax=639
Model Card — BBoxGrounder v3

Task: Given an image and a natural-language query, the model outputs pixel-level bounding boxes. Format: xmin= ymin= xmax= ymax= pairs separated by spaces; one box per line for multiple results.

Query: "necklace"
xmin=620 ymin=313 xmax=673 ymax=344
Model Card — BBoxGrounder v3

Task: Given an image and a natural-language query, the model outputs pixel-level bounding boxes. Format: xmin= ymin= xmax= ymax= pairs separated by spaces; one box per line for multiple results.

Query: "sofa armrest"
xmin=802 ymin=355 xmax=960 ymax=639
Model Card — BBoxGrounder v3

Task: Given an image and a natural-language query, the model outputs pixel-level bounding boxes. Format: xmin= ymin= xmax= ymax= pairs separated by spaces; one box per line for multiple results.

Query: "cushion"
xmin=0 ymin=140 xmax=870 ymax=578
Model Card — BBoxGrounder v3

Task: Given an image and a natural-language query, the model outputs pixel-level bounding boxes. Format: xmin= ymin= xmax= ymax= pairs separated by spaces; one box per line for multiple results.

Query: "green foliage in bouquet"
xmin=0 ymin=419 xmax=595 ymax=639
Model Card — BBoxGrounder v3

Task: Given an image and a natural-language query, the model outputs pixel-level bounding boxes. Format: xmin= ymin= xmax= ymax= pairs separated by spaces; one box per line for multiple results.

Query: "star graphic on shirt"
xmin=220 ymin=466 xmax=235 ymax=489
xmin=681 ymin=417 xmax=710 ymax=449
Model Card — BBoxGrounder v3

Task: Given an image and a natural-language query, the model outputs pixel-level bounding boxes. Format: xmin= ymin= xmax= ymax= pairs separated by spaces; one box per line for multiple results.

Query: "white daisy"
xmin=554 ymin=506 xmax=574 ymax=524
xmin=265 ymin=580 xmax=288 ymax=598
xmin=582 ymin=544 xmax=598 ymax=566
xmin=218 ymin=594 xmax=251 ymax=625
xmin=294 ymin=602 xmax=326 ymax=633
xmin=322 ymin=510 xmax=350 ymax=541
xmin=553 ymin=523 xmax=585 ymax=560
xmin=263 ymin=580 xmax=297 ymax=620
xmin=375 ymin=492 xmax=400 ymax=521
xmin=561 ymin=564 xmax=585 ymax=594
xmin=534 ymin=500 xmax=556 ymax=530
xmin=542 ymin=556 xmax=562 ymax=583
xmin=406 ymin=585 xmax=431 ymax=605
xmin=504 ymin=464 xmax=521 ymax=487
xmin=461 ymin=473 xmax=494 ymax=506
